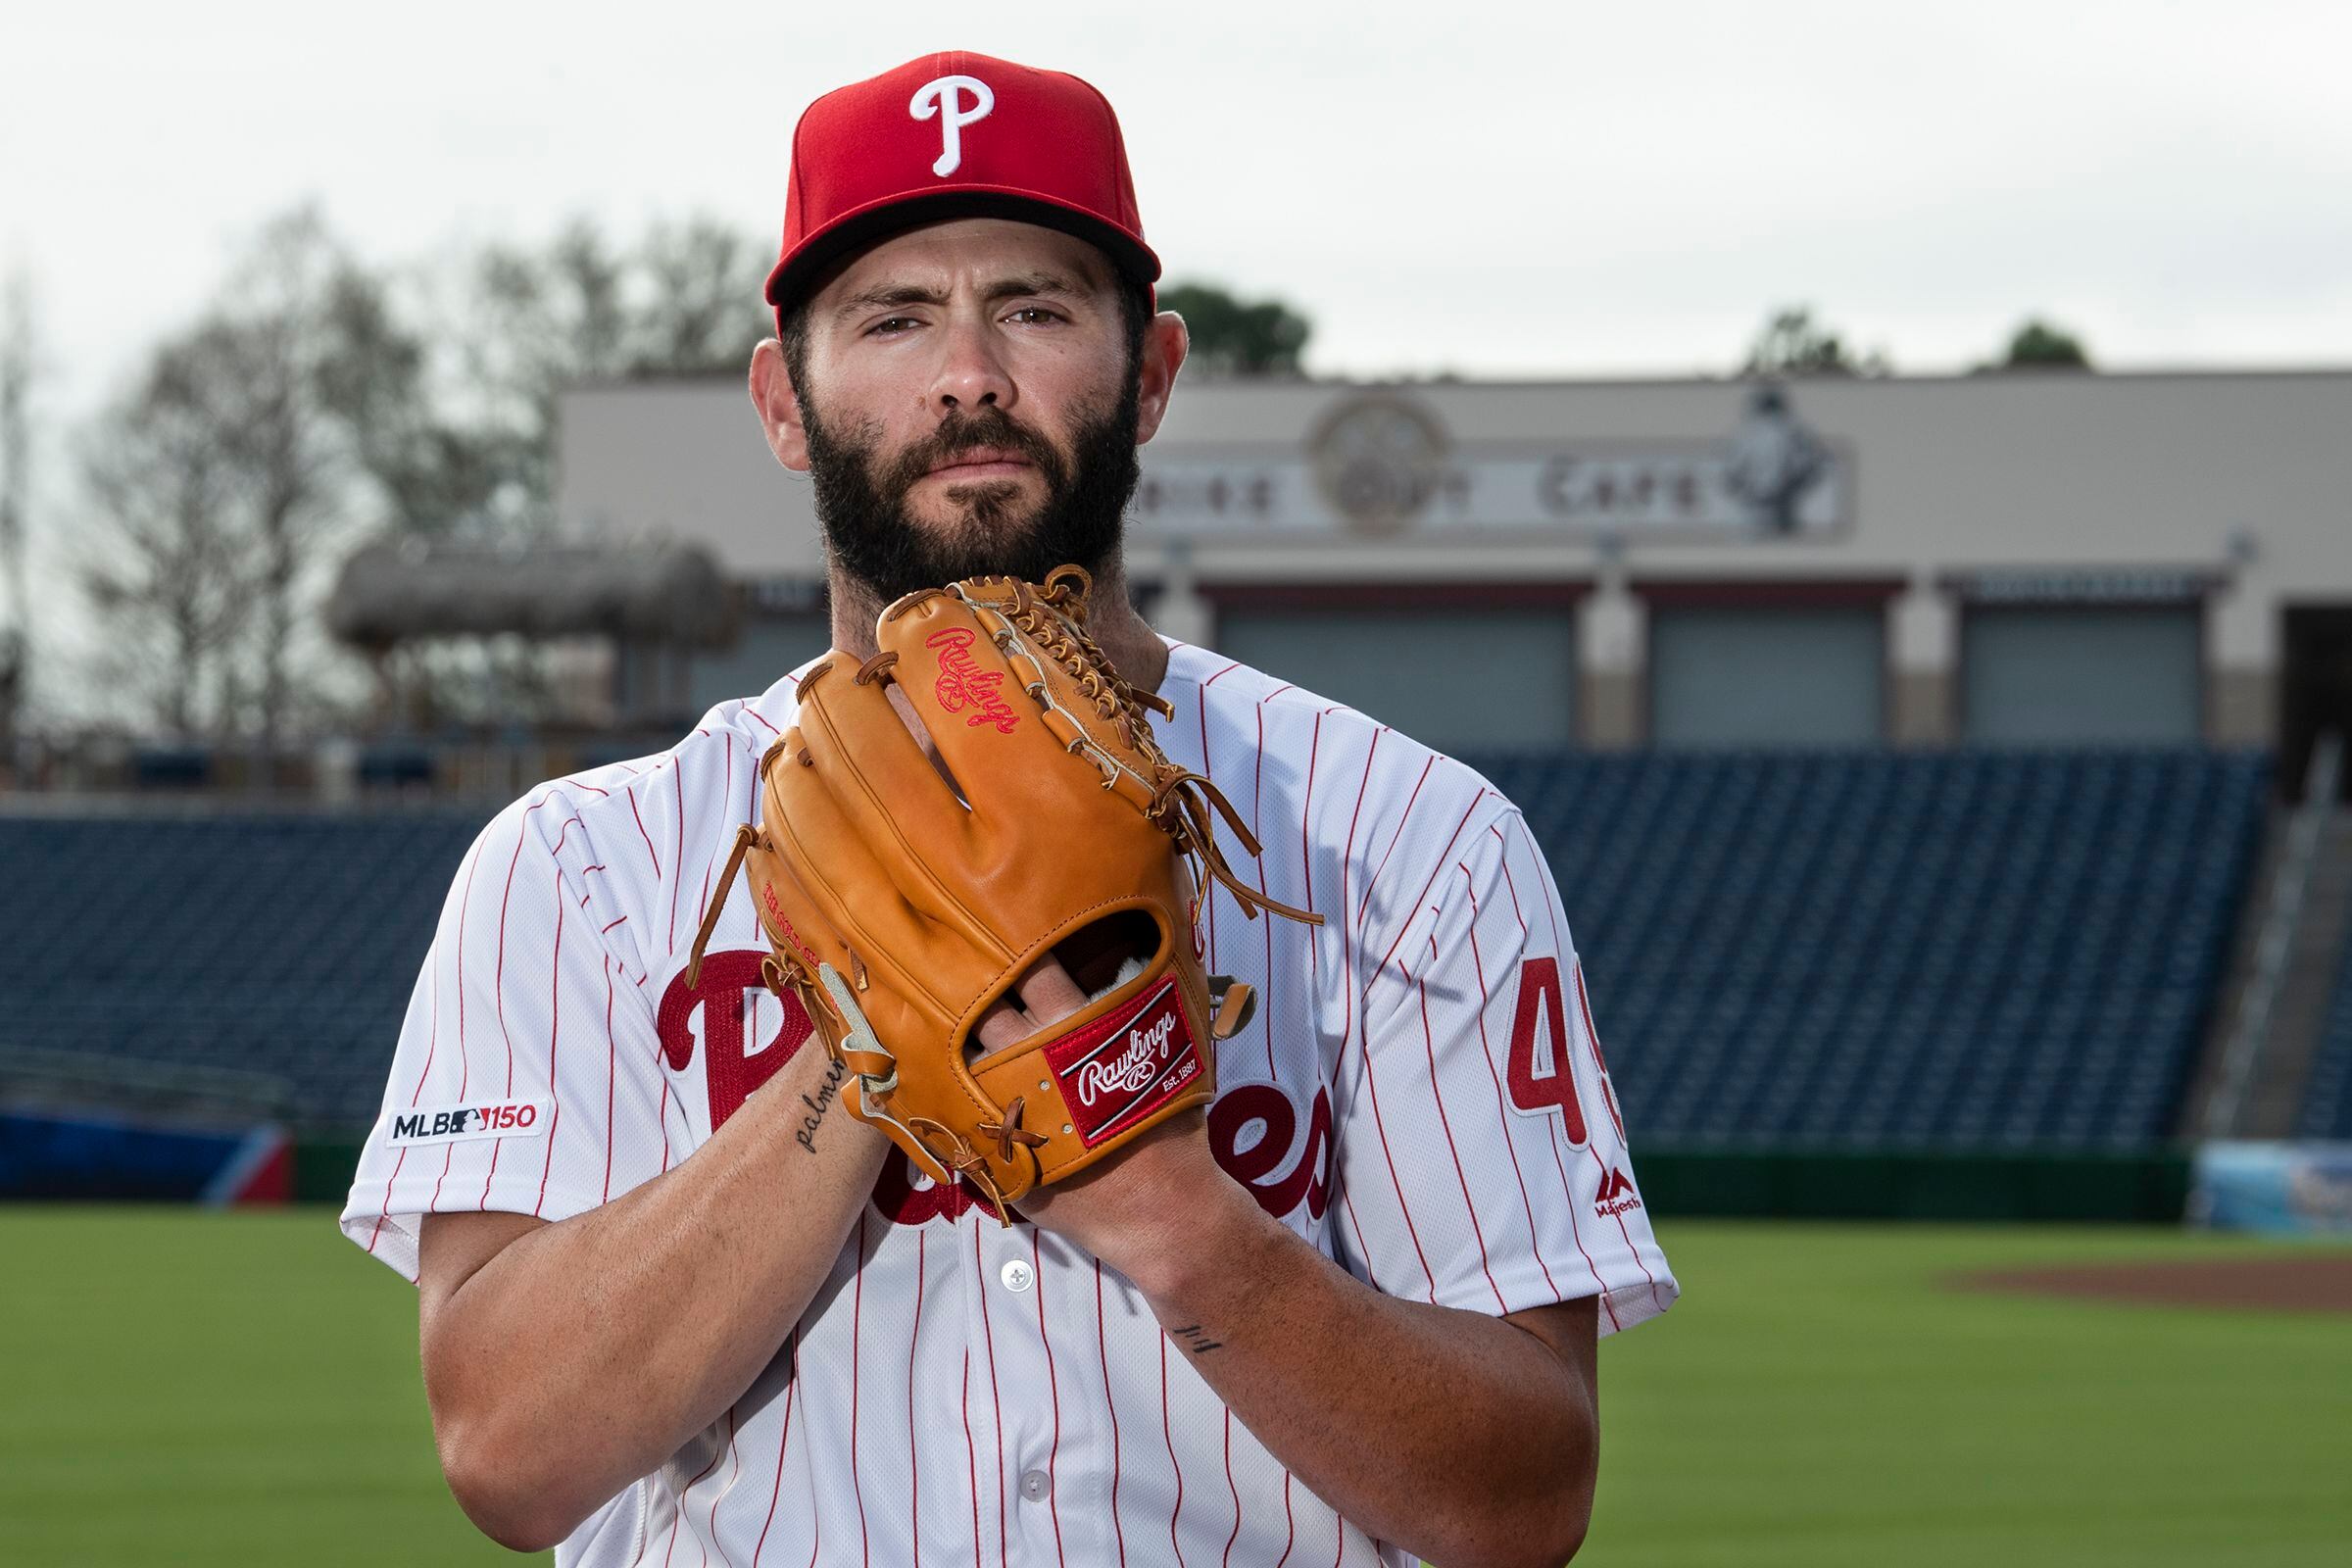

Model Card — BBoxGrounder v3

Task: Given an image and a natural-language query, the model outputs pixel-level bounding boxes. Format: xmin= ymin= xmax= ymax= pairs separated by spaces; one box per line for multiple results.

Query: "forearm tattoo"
xmin=1167 ymin=1323 xmax=1224 ymax=1356
xmin=794 ymin=1057 xmax=848 ymax=1153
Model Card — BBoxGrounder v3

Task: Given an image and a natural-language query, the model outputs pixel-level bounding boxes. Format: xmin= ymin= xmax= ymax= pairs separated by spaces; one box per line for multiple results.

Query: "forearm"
xmin=420 ymin=1041 xmax=886 ymax=1548
xmin=1129 ymin=1192 xmax=1597 ymax=1568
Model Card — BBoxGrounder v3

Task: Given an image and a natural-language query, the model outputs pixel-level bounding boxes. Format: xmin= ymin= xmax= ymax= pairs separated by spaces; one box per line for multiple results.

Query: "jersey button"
xmin=1000 ymin=1258 xmax=1036 ymax=1294
xmin=1019 ymin=1469 xmax=1052 ymax=1501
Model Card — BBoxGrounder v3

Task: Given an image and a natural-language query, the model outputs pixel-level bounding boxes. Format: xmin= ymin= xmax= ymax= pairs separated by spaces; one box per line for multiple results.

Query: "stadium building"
xmin=559 ymin=368 xmax=2352 ymax=787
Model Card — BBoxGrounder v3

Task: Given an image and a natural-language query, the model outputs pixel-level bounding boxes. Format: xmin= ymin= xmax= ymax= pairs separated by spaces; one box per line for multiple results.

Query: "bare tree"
xmin=79 ymin=335 xmax=250 ymax=736
xmin=633 ymin=217 xmax=774 ymax=376
xmin=0 ymin=268 xmax=33 ymax=747
xmin=75 ymin=208 xmax=399 ymax=745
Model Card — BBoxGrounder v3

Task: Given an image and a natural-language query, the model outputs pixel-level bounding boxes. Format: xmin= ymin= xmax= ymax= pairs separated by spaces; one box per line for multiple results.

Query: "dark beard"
xmin=802 ymin=378 xmax=1143 ymax=605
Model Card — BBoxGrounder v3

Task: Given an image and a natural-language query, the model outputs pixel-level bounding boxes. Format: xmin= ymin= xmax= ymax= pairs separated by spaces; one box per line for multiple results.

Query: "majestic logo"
xmin=909 ymin=74 xmax=995 ymax=177
xmin=1076 ymin=1012 xmax=1178 ymax=1105
xmin=1043 ymin=977 xmax=1200 ymax=1148
xmin=927 ymin=628 xmax=1019 ymax=734
xmin=388 ymin=1100 xmax=546 ymax=1147
xmin=1594 ymin=1165 xmax=1643 ymax=1217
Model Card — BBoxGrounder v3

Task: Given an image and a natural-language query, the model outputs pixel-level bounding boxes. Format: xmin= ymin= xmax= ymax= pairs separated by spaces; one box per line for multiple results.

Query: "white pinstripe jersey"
xmin=342 ymin=639 xmax=1679 ymax=1567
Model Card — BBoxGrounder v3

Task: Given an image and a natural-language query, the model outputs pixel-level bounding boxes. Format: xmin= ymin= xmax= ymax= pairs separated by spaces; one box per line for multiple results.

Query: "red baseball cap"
xmin=764 ymin=51 xmax=1161 ymax=332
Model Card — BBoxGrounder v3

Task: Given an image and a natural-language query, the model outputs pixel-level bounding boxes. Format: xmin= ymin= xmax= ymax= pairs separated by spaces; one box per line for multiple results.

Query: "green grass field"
xmin=2 ymin=1208 xmax=2345 ymax=1565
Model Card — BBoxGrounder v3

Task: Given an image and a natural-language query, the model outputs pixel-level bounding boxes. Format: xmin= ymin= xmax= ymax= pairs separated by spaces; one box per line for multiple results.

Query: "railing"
xmin=2202 ymin=730 xmax=2345 ymax=1138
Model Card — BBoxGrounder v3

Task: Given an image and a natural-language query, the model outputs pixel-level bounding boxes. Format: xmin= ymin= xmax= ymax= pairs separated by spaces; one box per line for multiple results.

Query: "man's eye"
xmin=1006 ymin=307 xmax=1064 ymax=325
xmin=868 ymin=317 xmax=920 ymax=335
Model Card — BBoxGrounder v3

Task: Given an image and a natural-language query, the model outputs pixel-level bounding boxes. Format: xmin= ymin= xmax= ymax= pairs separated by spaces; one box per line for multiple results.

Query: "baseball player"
xmin=342 ymin=50 xmax=1676 ymax=1568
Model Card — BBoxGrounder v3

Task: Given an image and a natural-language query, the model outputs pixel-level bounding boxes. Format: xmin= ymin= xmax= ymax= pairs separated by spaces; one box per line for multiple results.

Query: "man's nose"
xmin=928 ymin=316 xmax=1015 ymax=413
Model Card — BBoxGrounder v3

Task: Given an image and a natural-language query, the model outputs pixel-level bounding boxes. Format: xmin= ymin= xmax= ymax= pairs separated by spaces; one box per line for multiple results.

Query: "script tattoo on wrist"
xmin=795 ymin=1057 xmax=848 ymax=1154
xmin=1167 ymin=1323 xmax=1224 ymax=1356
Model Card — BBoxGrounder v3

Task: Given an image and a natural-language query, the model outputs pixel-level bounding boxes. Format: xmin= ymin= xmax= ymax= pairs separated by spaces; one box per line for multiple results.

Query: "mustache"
xmin=878 ymin=408 xmax=1065 ymax=491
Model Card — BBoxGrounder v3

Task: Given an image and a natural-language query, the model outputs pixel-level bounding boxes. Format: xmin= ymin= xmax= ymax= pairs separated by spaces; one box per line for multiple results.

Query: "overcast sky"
xmin=8 ymin=0 xmax=2352 ymax=420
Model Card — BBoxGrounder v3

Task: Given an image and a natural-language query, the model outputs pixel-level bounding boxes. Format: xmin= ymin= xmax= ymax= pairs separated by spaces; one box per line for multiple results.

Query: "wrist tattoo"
xmin=794 ymin=1057 xmax=848 ymax=1153
xmin=1167 ymin=1323 xmax=1224 ymax=1356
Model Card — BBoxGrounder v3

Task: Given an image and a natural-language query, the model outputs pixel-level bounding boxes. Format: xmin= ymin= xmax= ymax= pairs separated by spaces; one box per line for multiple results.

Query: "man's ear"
xmin=1135 ymin=311 xmax=1190 ymax=447
xmin=750 ymin=338 xmax=811 ymax=473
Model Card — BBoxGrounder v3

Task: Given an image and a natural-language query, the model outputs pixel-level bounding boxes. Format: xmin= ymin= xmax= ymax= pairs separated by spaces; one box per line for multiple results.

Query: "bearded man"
xmin=342 ymin=50 xmax=1675 ymax=1568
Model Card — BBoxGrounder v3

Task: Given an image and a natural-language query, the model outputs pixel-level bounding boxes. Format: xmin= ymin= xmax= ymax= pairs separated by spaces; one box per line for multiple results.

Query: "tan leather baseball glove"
xmin=688 ymin=564 xmax=1317 ymax=1220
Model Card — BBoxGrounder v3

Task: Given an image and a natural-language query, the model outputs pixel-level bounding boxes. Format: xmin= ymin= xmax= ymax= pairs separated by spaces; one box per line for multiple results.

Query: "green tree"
xmin=1740 ymin=305 xmax=1888 ymax=377
xmin=1158 ymin=280 xmax=1312 ymax=376
xmin=2000 ymin=317 xmax=2092 ymax=369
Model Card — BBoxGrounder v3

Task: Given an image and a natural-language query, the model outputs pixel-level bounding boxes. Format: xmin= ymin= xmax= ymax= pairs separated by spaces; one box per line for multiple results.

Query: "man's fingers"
xmin=1015 ymin=956 xmax=1090 ymax=1024
xmin=973 ymin=1000 xmax=1032 ymax=1054
xmin=971 ymin=956 xmax=1092 ymax=1057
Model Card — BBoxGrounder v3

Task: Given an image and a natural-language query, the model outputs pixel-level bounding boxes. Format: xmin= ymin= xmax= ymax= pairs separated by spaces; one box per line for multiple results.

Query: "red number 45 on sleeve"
xmin=1505 ymin=956 xmax=1626 ymax=1146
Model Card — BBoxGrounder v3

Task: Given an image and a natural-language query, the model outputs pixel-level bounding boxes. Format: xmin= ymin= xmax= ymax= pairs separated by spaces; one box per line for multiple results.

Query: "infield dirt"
xmin=1951 ymin=1254 xmax=2352 ymax=1313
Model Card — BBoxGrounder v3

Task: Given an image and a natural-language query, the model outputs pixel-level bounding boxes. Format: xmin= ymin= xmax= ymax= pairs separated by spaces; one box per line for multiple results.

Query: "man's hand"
xmin=984 ymin=951 xmax=1601 ymax=1568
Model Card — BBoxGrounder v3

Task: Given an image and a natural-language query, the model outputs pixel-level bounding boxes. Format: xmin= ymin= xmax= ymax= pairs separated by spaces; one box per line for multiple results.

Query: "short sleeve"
xmin=1331 ymin=809 xmax=1679 ymax=1336
xmin=339 ymin=789 xmax=676 ymax=1282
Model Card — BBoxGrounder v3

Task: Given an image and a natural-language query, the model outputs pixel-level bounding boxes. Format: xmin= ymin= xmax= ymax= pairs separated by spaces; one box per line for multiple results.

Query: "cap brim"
xmin=764 ymin=187 xmax=1161 ymax=320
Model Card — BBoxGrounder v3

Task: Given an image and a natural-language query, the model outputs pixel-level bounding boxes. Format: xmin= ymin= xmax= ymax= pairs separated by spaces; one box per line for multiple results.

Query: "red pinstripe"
xmin=1454 ymin=868 xmax=1562 ymax=1302
xmin=1334 ymin=730 xmax=1383 ymax=1057
xmin=629 ymin=786 xmax=662 ymax=877
xmin=1032 ymin=1232 xmax=1068 ymax=1568
xmin=702 ymin=1418 xmax=744 ymax=1568
xmin=662 ymin=1408 xmax=733 ymax=1568
xmin=907 ymin=1230 xmax=926 ymax=1566
xmin=1250 ymin=689 xmax=1292 ymax=1077
xmin=1160 ymin=1335 xmax=1191 ymax=1567
xmin=1299 ymin=713 xmax=1323 ymax=987
xmin=1353 ymin=756 xmax=1433 ymax=930
xmin=975 ymin=1223 xmax=1007 ymax=1568
xmin=1196 ymin=660 xmax=1241 ymax=962
xmin=1352 ymin=981 xmax=1439 ymax=1301
xmin=1095 ymin=1259 xmax=1129 ymax=1568
xmin=961 ymin=1348 xmax=983 ymax=1568
xmin=1219 ymin=1410 xmax=1242 ymax=1568
xmin=1350 ymin=791 xmax=1494 ymax=1057
xmin=601 ymin=914 xmax=627 ymax=934
xmin=749 ymin=1334 xmax=801 ymax=1566
xmin=479 ymin=800 xmax=542 ymax=1208
xmin=1416 ymin=944 xmax=1506 ymax=1311
xmin=851 ymin=1209 xmax=871 ymax=1568
xmin=551 ymin=811 xmax=584 ymax=855
xmin=744 ymin=706 xmax=781 ymax=735
xmin=601 ymin=956 xmax=616 ymax=1202
xmin=534 ymin=866 xmax=564 ymax=1217
xmin=368 ymin=854 xmax=465 ymax=1255
xmin=1273 ymin=1472 xmax=1296 ymax=1568
xmin=574 ymin=780 xmax=610 ymax=798
xmin=1337 ymin=1189 xmax=1381 ymax=1293
xmin=669 ymin=765 xmax=686 ymax=953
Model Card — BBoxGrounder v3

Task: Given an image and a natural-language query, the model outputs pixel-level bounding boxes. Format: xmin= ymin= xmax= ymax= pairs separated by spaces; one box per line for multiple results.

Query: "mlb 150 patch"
xmin=386 ymin=1100 xmax=549 ymax=1147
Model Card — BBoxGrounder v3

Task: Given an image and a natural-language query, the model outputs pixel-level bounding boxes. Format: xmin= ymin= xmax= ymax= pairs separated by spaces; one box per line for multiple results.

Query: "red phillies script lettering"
xmin=871 ymin=1150 xmax=981 ymax=1226
xmin=1506 ymin=956 xmax=1588 ymax=1145
xmin=1208 ymin=1083 xmax=1334 ymax=1220
xmin=926 ymin=628 xmax=1019 ymax=734
xmin=658 ymin=949 xmax=815 ymax=1131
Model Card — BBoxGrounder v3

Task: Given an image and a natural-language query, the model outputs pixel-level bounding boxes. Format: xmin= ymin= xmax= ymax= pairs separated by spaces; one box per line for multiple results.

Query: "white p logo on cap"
xmin=909 ymin=74 xmax=995 ymax=177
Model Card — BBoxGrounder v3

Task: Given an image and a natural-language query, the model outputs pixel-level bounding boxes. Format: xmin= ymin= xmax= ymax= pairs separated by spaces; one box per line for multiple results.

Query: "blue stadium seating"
xmin=0 ymin=748 xmax=2273 ymax=1150
xmin=1468 ymin=748 xmax=2271 ymax=1152
xmin=0 ymin=812 xmax=488 ymax=1132
xmin=2293 ymin=912 xmax=2352 ymax=1140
